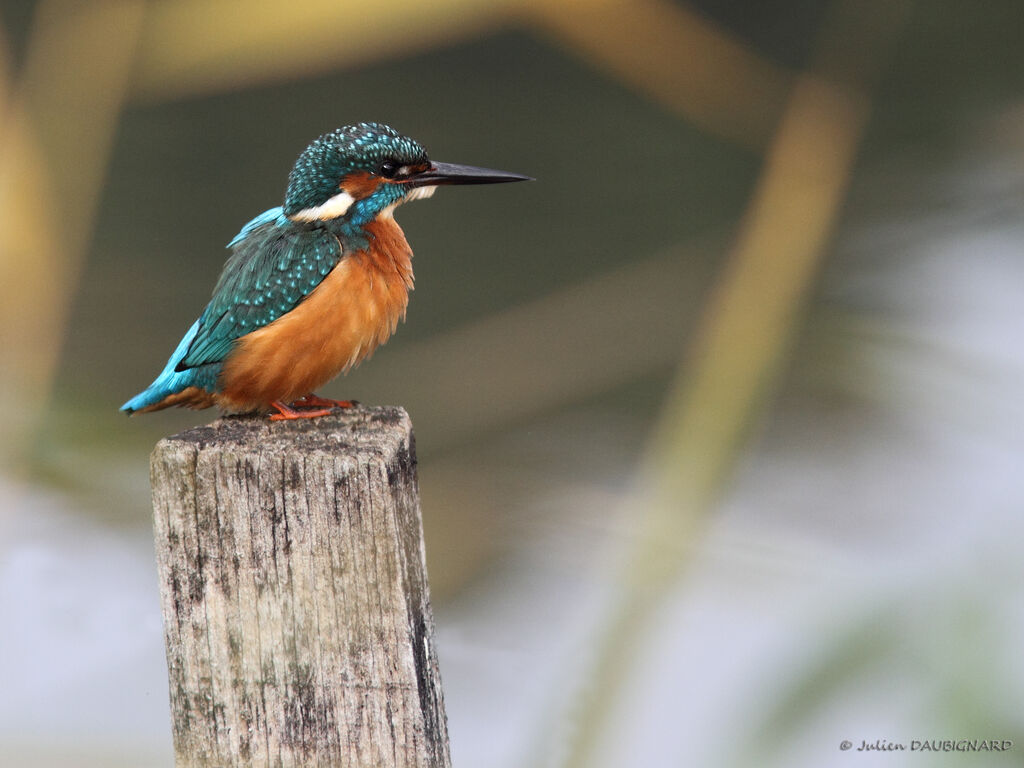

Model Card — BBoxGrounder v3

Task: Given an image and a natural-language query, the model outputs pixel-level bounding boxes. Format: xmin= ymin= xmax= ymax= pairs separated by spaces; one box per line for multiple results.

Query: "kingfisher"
xmin=122 ymin=122 xmax=530 ymax=420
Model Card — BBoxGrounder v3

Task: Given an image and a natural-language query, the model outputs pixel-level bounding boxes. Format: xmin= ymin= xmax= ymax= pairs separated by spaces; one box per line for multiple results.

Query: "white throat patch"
xmin=380 ymin=185 xmax=438 ymax=220
xmin=405 ymin=185 xmax=437 ymax=202
xmin=288 ymin=190 xmax=356 ymax=222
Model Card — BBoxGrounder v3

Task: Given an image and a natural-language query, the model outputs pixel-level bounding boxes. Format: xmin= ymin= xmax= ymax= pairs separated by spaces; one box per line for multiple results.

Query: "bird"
xmin=122 ymin=122 xmax=530 ymax=420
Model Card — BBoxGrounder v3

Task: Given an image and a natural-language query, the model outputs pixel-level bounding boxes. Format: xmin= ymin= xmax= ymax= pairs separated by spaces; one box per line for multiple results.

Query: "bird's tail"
xmin=121 ymin=320 xmax=204 ymax=414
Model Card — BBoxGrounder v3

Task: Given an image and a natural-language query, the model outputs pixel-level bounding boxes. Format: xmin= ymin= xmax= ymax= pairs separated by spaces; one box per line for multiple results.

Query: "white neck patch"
xmin=380 ymin=185 xmax=438 ymax=220
xmin=405 ymin=185 xmax=437 ymax=202
xmin=288 ymin=190 xmax=356 ymax=222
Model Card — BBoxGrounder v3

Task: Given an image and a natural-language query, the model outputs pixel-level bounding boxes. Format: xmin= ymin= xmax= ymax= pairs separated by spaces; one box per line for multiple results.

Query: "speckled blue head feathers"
xmin=284 ymin=123 xmax=428 ymax=216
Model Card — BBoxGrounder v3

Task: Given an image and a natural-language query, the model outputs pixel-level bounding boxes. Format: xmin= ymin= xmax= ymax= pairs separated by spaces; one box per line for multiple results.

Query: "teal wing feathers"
xmin=176 ymin=208 xmax=343 ymax=371
xmin=227 ymin=206 xmax=283 ymax=247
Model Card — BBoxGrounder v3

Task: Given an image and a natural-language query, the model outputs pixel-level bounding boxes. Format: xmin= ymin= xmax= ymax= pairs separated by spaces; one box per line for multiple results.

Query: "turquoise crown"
xmin=283 ymin=122 xmax=428 ymax=216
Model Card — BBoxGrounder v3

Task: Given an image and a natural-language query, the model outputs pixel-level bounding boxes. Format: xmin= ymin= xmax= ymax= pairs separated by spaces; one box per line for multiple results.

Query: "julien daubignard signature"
xmin=841 ymin=739 xmax=1013 ymax=753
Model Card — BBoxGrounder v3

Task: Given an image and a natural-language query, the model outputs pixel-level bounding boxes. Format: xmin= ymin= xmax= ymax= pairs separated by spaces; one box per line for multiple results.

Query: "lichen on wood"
xmin=149 ymin=406 xmax=450 ymax=767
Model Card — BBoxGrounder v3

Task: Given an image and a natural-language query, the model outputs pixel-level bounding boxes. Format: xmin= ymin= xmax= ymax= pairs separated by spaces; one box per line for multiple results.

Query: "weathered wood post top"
xmin=149 ymin=406 xmax=450 ymax=768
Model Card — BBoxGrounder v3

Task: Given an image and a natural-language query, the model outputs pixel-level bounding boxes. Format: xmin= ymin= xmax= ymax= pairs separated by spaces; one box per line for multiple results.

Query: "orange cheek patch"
xmin=341 ymin=171 xmax=382 ymax=199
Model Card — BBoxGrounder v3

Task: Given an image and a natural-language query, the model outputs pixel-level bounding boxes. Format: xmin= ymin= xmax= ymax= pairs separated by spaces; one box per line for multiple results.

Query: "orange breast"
xmin=215 ymin=219 xmax=414 ymax=413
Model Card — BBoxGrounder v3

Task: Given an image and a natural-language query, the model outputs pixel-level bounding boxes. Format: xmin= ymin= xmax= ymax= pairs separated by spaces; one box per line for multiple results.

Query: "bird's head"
xmin=283 ymin=122 xmax=529 ymax=225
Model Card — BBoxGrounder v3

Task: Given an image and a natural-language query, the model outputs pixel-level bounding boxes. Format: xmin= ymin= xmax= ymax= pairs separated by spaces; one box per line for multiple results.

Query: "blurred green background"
xmin=2 ymin=0 xmax=1023 ymax=766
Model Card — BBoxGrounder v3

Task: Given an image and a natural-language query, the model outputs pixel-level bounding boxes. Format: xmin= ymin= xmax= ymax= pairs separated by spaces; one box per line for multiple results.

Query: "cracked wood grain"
xmin=149 ymin=406 xmax=450 ymax=767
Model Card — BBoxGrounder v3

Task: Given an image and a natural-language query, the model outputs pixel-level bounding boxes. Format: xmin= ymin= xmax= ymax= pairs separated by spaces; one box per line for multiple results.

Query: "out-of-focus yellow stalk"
xmin=523 ymin=0 xmax=791 ymax=151
xmin=0 ymin=1 xmax=144 ymax=471
xmin=132 ymin=0 xmax=514 ymax=100
xmin=558 ymin=2 xmax=910 ymax=766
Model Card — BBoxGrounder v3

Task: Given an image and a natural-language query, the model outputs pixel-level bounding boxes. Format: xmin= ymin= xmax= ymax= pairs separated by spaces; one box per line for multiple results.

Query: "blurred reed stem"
xmin=0 ymin=1 xmax=144 ymax=472
xmin=557 ymin=2 xmax=910 ymax=766
xmin=523 ymin=0 xmax=791 ymax=151
xmin=132 ymin=0 xmax=511 ymax=101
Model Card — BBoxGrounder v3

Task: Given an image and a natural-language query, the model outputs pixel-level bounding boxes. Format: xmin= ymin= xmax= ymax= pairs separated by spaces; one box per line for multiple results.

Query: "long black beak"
xmin=408 ymin=161 xmax=532 ymax=187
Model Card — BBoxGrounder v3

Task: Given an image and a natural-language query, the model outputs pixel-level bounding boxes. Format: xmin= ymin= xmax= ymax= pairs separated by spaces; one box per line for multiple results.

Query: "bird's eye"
xmin=378 ymin=160 xmax=400 ymax=178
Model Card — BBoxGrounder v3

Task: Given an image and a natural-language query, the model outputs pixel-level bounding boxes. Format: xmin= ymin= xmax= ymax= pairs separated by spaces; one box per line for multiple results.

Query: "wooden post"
xmin=149 ymin=406 xmax=450 ymax=768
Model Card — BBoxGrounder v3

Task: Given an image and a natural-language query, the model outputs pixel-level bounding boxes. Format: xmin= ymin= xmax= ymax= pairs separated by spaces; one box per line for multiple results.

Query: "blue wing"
xmin=121 ymin=208 xmax=343 ymax=411
xmin=120 ymin=319 xmax=218 ymax=412
xmin=176 ymin=208 xmax=343 ymax=370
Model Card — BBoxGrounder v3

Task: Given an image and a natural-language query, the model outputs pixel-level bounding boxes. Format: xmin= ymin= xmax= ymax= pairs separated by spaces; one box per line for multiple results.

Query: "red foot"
xmin=269 ymin=400 xmax=333 ymax=421
xmin=294 ymin=393 xmax=358 ymax=409
xmin=268 ymin=395 xmax=358 ymax=421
